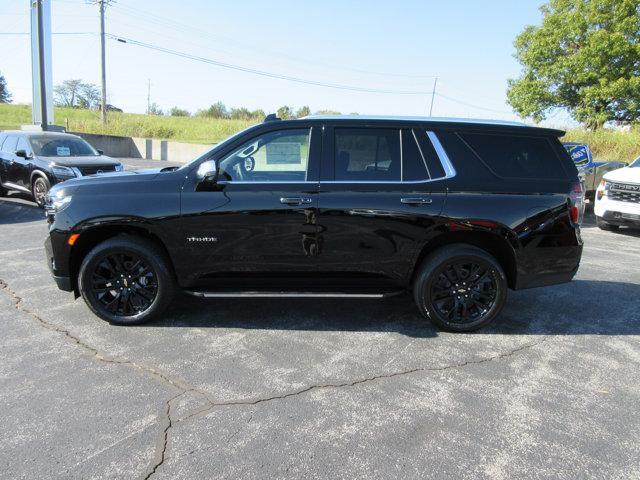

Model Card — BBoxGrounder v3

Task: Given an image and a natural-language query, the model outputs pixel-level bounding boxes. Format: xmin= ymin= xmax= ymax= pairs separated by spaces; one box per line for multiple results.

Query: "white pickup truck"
xmin=563 ymin=143 xmax=626 ymax=201
xmin=594 ymin=156 xmax=640 ymax=230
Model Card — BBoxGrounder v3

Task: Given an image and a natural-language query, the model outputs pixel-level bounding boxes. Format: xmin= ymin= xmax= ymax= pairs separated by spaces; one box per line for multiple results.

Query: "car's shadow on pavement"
xmin=148 ymin=279 xmax=640 ymax=337
xmin=0 ymin=194 xmax=42 ymax=225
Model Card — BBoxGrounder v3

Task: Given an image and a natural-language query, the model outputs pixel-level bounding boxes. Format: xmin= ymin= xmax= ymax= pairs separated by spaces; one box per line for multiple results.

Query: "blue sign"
xmin=564 ymin=144 xmax=591 ymax=167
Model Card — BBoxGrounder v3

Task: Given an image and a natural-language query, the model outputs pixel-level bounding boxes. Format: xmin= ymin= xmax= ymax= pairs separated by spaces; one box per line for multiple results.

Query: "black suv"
xmin=44 ymin=116 xmax=584 ymax=332
xmin=0 ymin=131 xmax=123 ymax=206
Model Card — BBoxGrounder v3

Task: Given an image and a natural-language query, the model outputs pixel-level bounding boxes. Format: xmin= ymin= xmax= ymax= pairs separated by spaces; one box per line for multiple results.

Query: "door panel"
xmin=15 ymin=137 xmax=33 ymax=188
xmin=177 ymin=125 xmax=321 ymax=288
xmin=317 ymin=125 xmax=447 ymax=284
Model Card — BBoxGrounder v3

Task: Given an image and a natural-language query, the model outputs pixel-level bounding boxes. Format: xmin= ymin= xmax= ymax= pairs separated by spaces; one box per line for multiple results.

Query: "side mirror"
xmin=97 ymin=149 xmax=104 ymax=155
xmin=196 ymin=159 xmax=218 ymax=183
xmin=15 ymin=149 xmax=29 ymax=159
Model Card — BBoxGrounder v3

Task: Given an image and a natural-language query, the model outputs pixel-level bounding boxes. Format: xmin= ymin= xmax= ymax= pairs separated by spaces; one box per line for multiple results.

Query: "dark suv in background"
xmin=44 ymin=115 xmax=584 ymax=332
xmin=0 ymin=131 xmax=123 ymax=206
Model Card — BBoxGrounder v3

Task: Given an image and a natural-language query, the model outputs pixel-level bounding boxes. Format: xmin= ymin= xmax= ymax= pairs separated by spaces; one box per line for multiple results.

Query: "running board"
xmin=184 ymin=290 xmax=404 ymax=299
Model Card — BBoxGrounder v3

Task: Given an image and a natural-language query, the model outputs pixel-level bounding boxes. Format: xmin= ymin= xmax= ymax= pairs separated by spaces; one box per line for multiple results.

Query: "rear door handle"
xmin=400 ymin=197 xmax=432 ymax=205
xmin=280 ymin=197 xmax=313 ymax=205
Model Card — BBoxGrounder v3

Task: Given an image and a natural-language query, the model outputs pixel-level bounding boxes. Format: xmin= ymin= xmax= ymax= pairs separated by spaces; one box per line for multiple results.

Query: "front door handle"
xmin=400 ymin=197 xmax=432 ymax=205
xmin=280 ymin=197 xmax=313 ymax=205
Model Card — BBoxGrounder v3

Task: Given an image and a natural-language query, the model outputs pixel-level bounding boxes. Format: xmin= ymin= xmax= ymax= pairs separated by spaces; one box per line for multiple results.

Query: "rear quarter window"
xmin=458 ymin=132 xmax=568 ymax=180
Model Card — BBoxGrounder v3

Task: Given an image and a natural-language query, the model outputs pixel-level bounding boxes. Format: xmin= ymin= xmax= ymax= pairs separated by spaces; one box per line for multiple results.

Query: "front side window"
xmin=218 ymin=128 xmax=310 ymax=182
xmin=17 ymin=137 xmax=31 ymax=156
xmin=29 ymin=135 xmax=97 ymax=157
xmin=334 ymin=128 xmax=400 ymax=181
xmin=2 ymin=135 xmax=18 ymax=153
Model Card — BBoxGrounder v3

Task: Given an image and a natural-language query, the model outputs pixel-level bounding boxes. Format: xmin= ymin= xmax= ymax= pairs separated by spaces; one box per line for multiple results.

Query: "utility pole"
xmin=36 ymin=0 xmax=48 ymax=129
xmin=429 ymin=77 xmax=438 ymax=117
xmin=99 ymin=0 xmax=107 ymax=125
xmin=147 ymin=79 xmax=151 ymax=114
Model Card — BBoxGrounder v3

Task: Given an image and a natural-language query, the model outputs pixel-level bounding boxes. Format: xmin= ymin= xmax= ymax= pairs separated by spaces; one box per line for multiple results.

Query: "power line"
xmin=108 ymin=34 xmax=434 ymax=95
xmin=109 ymin=2 xmax=438 ymax=80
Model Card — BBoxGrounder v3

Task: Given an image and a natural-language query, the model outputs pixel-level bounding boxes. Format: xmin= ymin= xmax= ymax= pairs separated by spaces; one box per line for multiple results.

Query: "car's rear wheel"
xmin=78 ymin=236 xmax=175 ymax=325
xmin=413 ymin=244 xmax=507 ymax=332
xmin=596 ymin=216 xmax=619 ymax=231
xmin=31 ymin=175 xmax=50 ymax=208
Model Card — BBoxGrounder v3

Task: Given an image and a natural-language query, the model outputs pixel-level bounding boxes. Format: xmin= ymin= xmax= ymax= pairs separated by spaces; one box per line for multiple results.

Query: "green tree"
xmin=54 ymin=79 xmax=83 ymax=107
xmin=250 ymin=109 xmax=266 ymax=119
xmin=148 ymin=102 xmax=163 ymax=115
xmin=197 ymin=101 xmax=228 ymax=119
xmin=77 ymin=83 xmax=101 ymax=109
xmin=229 ymin=107 xmax=252 ymax=120
xmin=295 ymin=105 xmax=311 ymax=118
xmin=507 ymin=0 xmax=640 ymax=129
xmin=169 ymin=106 xmax=190 ymax=117
xmin=0 ymin=72 xmax=11 ymax=103
xmin=277 ymin=105 xmax=293 ymax=119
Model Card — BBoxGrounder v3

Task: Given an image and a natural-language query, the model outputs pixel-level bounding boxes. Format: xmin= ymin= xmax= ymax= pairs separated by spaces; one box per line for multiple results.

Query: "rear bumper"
xmin=514 ymin=264 xmax=580 ymax=290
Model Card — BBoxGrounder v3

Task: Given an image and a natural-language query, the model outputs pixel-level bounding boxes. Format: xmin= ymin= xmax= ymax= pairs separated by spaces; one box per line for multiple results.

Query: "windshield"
xmin=29 ymin=135 xmax=97 ymax=157
xmin=630 ymin=156 xmax=640 ymax=168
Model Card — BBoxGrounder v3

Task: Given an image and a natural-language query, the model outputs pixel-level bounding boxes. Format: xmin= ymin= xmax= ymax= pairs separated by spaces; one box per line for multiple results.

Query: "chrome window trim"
xmin=214 ymin=130 xmax=457 ymax=186
xmin=399 ymin=129 xmax=403 ymax=182
xmin=411 ymin=129 xmax=431 ymax=180
xmin=426 ymin=131 xmax=456 ymax=179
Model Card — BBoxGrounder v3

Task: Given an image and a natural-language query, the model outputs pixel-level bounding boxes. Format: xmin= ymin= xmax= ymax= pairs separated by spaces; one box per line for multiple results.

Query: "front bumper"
xmin=594 ymin=196 xmax=640 ymax=226
xmin=44 ymin=235 xmax=73 ymax=292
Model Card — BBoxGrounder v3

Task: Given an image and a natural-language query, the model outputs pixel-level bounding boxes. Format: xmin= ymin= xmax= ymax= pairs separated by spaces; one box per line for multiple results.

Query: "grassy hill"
xmin=1 ymin=103 xmax=638 ymax=161
xmin=0 ymin=103 xmax=254 ymax=145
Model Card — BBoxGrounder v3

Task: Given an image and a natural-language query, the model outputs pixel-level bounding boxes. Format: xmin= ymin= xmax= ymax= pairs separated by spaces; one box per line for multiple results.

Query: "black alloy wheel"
xmin=90 ymin=252 xmax=158 ymax=317
xmin=32 ymin=176 xmax=49 ymax=207
xmin=413 ymin=244 xmax=507 ymax=332
xmin=429 ymin=260 xmax=498 ymax=325
xmin=78 ymin=236 xmax=175 ymax=324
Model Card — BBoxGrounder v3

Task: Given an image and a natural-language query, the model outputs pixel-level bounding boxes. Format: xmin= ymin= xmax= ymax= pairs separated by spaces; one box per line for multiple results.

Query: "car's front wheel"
xmin=413 ymin=244 xmax=507 ymax=332
xmin=78 ymin=236 xmax=176 ymax=325
xmin=31 ymin=175 xmax=50 ymax=208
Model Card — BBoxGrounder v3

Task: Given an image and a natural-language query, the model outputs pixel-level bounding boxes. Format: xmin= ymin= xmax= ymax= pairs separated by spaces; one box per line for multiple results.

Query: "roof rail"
xmin=263 ymin=113 xmax=281 ymax=123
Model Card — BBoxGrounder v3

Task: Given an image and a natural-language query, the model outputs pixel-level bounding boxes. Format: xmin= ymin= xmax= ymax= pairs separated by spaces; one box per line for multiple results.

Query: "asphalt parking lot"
xmin=1 ymin=162 xmax=639 ymax=479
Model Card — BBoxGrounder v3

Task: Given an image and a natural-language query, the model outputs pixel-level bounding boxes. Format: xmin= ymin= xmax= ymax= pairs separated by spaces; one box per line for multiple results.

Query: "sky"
xmin=0 ymin=0 xmax=571 ymax=126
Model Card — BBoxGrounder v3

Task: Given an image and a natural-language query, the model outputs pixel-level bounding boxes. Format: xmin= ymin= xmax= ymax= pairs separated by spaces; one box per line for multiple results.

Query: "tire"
xmin=0 ymin=183 xmax=7 ymax=197
xmin=78 ymin=236 xmax=176 ymax=325
xmin=596 ymin=216 xmax=619 ymax=231
xmin=413 ymin=244 xmax=508 ymax=332
xmin=31 ymin=175 xmax=50 ymax=208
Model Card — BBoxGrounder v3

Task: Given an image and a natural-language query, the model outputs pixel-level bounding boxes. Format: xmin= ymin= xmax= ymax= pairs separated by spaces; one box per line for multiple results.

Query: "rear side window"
xmin=458 ymin=133 xmax=567 ymax=180
xmin=334 ymin=128 xmax=400 ymax=181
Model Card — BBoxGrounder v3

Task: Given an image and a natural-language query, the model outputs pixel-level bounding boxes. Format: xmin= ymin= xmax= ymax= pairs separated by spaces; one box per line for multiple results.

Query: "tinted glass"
xmin=29 ymin=135 xmax=97 ymax=157
xmin=459 ymin=133 xmax=566 ymax=180
xmin=334 ymin=128 xmax=400 ymax=181
xmin=2 ymin=135 xmax=18 ymax=153
xmin=17 ymin=137 xmax=31 ymax=155
xmin=402 ymin=129 xmax=429 ymax=181
xmin=218 ymin=128 xmax=310 ymax=182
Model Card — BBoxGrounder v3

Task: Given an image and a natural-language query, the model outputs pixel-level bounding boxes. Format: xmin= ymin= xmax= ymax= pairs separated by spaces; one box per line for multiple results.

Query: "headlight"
xmin=115 ymin=163 xmax=124 ymax=172
xmin=45 ymin=188 xmax=73 ymax=213
xmin=51 ymin=165 xmax=77 ymax=179
xmin=596 ymin=180 xmax=610 ymax=200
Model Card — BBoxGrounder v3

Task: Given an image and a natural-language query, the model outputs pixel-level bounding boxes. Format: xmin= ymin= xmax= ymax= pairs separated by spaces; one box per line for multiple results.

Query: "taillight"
xmin=569 ymin=181 xmax=585 ymax=225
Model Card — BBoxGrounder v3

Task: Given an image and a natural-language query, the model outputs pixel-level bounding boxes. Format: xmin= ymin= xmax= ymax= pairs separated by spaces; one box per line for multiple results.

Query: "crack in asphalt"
xmin=142 ymin=392 xmax=184 ymax=480
xmin=0 ymin=277 xmax=550 ymax=478
xmin=176 ymin=335 xmax=550 ymax=425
